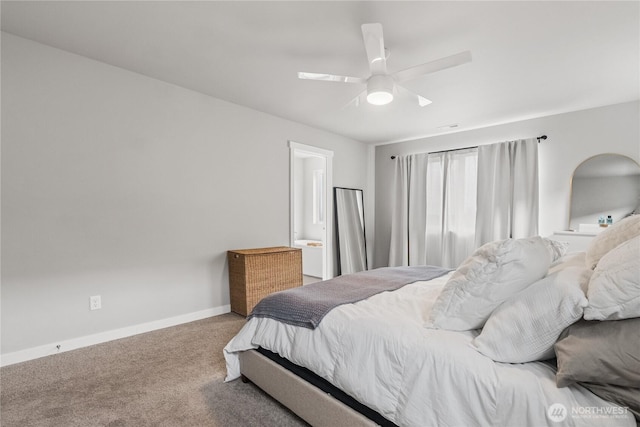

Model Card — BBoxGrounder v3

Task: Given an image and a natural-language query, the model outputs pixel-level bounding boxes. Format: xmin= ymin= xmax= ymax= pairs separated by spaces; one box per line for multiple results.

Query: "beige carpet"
xmin=0 ymin=313 xmax=309 ymax=426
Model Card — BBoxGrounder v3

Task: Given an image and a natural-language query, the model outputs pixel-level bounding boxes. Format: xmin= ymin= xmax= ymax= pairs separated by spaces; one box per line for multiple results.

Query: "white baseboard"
xmin=0 ymin=305 xmax=231 ymax=367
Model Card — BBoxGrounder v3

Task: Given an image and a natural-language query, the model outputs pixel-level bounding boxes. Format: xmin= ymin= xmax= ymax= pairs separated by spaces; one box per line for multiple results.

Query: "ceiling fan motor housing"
xmin=367 ymin=74 xmax=394 ymax=105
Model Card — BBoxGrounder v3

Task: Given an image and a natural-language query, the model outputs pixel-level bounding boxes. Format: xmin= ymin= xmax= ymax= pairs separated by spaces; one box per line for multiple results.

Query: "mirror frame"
xmin=334 ymin=187 xmax=368 ymax=275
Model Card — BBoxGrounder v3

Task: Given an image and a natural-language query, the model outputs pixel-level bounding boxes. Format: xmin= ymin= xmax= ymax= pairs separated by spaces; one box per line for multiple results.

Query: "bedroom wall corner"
xmin=0 ymin=33 xmax=371 ymax=360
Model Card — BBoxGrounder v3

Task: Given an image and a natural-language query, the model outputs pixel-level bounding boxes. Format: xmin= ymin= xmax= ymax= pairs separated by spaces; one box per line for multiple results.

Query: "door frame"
xmin=289 ymin=141 xmax=334 ymax=280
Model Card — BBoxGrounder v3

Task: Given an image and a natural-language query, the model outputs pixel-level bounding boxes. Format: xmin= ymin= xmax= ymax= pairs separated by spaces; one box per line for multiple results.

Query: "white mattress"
xmin=224 ymin=273 xmax=635 ymax=427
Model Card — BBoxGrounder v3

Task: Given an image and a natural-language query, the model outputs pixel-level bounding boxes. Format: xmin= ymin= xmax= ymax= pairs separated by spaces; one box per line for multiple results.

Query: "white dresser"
xmin=549 ymin=231 xmax=598 ymax=252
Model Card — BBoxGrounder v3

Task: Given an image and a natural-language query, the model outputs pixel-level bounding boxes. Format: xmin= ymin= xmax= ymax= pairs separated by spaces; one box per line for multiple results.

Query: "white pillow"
xmin=426 ymin=236 xmax=552 ymax=331
xmin=543 ymin=238 xmax=569 ymax=264
xmin=584 ymin=235 xmax=640 ymax=320
xmin=585 ymin=214 xmax=640 ymax=270
xmin=471 ymin=261 xmax=589 ymax=363
xmin=542 ymin=237 xmax=569 ymax=265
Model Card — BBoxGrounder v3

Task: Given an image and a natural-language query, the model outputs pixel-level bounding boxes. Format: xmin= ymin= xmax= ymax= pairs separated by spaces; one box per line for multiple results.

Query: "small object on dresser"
xmin=227 ymin=246 xmax=302 ymax=316
xmin=606 ymin=215 xmax=613 ymax=225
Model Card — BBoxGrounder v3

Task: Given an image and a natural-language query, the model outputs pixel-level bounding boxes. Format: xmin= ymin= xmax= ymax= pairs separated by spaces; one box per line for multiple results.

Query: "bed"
xmin=224 ymin=217 xmax=640 ymax=427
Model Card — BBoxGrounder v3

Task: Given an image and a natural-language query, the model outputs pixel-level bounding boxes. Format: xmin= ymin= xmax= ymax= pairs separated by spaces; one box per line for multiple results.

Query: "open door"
xmin=289 ymin=141 xmax=334 ymax=281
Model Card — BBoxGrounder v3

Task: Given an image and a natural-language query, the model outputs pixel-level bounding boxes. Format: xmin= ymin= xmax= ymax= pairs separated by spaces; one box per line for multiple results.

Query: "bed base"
xmin=239 ymin=349 xmax=379 ymax=427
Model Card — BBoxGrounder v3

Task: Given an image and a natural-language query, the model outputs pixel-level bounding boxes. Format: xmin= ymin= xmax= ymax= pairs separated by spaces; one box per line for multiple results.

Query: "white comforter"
xmin=224 ymin=273 xmax=635 ymax=427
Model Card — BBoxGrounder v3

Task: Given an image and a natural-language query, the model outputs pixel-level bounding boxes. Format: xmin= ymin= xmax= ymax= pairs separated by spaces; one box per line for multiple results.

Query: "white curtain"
xmin=389 ymin=150 xmax=477 ymax=268
xmin=475 ymin=139 xmax=539 ymax=246
xmin=425 ymin=149 xmax=478 ymax=268
xmin=389 ymin=139 xmax=538 ymax=268
xmin=388 ymin=154 xmax=429 ymax=266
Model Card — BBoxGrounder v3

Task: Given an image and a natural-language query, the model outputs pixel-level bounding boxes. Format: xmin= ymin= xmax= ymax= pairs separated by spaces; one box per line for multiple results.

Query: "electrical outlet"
xmin=90 ymin=295 xmax=102 ymax=310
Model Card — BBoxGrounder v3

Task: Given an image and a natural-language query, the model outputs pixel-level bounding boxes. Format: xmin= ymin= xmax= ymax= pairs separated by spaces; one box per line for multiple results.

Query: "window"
xmin=425 ymin=148 xmax=478 ymax=267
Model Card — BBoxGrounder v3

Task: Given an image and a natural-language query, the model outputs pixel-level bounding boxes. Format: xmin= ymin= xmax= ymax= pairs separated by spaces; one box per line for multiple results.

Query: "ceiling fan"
xmin=298 ymin=23 xmax=472 ymax=107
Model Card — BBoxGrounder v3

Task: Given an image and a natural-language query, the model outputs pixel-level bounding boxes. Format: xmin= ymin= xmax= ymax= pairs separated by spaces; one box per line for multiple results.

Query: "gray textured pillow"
xmin=577 ymin=383 xmax=640 ymax=422
xmin=555 ymin=318 xmax=640 ymax=388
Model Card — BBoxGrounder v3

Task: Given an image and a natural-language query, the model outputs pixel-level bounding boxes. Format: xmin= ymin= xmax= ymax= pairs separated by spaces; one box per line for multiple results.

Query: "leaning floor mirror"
xmin=334 ymin=187 xmax=367 ymax=275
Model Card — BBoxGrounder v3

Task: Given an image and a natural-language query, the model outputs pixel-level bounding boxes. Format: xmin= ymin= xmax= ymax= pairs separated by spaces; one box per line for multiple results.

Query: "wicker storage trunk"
xmin=228 ymin=246 xmax=303 ymax=316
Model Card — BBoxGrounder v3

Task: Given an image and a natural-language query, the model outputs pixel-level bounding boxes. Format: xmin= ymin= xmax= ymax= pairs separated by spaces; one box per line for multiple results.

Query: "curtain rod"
xmin=390 ymin=135 xmax=548 ymax=159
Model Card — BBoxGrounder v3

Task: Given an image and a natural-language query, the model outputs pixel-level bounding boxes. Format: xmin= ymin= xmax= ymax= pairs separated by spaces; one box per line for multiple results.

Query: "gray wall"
xmin=1 ymin=34 xmax=371 ymax=356
xmin=374 ymin=101 xmax=640 ymax=268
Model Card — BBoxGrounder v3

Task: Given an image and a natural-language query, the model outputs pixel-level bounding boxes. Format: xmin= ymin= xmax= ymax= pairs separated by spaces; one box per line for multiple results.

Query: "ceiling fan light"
xmin=366 ymin=75 xmax=394 ymax=106
xmin=367 ymin=90 xmax=393 ymax=106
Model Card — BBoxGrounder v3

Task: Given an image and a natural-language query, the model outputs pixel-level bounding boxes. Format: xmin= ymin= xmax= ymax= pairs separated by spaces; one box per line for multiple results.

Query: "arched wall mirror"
xmin=334 ymin=187 xmax=367 ymax=275
xmin=569 ymin=154 xmax=640 ymax=231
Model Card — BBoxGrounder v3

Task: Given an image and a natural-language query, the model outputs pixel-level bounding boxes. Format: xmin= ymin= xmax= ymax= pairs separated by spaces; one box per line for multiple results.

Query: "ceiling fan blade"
xmin=361 ymin=23 xmax=387 ymax=75
xmin=396 ymin=85 xmax=432 ymax=107
xmin=393 ymin=51 xmax=472 ymax=83
xmin=298 ymin=72 xmax=366 ymax=84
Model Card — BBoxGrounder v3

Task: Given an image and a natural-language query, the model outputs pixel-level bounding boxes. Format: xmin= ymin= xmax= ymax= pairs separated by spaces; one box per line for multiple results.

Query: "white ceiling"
xmin=2 ymin=1 xmax=638 ymax=145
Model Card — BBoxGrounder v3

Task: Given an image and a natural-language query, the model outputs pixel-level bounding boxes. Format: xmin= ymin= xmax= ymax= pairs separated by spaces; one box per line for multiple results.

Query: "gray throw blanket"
xmin=248 ymin=266 xmax=452 ymax=329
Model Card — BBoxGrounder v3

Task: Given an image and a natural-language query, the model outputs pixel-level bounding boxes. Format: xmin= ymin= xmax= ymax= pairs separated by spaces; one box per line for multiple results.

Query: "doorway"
xmin=289 ymin=141 xmax=333 ymax=281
